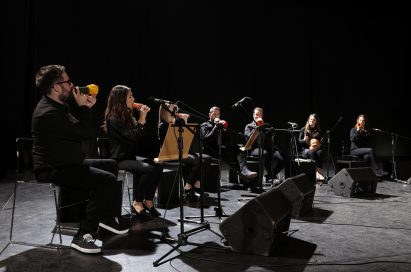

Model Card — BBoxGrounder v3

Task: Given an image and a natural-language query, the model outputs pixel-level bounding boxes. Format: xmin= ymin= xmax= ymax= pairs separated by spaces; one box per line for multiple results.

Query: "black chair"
xmin=1 ymin=138 xmax=87 ymax=253
xmin=96 ymin=137 xmax=133 ymax=214
xmin=336 ymin=139 xmax=367 ymax=172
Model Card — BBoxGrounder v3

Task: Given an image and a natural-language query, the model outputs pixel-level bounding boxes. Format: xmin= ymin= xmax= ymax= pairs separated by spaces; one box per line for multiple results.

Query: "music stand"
xmin=153 ymin=116 xmax=211 ymax=267
xmin=155 ymin=123 xmax=196 ymax=162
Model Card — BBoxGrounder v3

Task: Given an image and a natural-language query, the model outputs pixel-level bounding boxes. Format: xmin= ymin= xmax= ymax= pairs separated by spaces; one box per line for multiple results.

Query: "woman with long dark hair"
xmin=105 ymin=85 xmax=163 ymax=217
xmin=350 ymin=114 xmax=388 ymax=177
xmin=298 ymin=113 xmax=324 ymax=180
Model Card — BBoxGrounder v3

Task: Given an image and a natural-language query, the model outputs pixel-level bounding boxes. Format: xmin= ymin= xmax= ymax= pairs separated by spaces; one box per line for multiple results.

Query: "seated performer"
xmin=32 ymin=65 xmax=129 ymax=254
xmin=200 ymin=106 xmax=257 ymax=183
xmin=298 ymin=113 xmax=325 ymax=180
xmin=244 ymin=107 xmax=286 ymax=187
xmin=350 ymin=114 xmax=388 ymax=177
xmin=105 ymin=85 xmax=163 ymax=218
xmin=158 ymin=103 xmax=212 ymax=201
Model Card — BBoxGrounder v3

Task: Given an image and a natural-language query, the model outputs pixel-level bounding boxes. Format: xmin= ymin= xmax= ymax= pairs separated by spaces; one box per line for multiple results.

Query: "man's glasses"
xmin=56 ymin=80 xmax=72 ymax=85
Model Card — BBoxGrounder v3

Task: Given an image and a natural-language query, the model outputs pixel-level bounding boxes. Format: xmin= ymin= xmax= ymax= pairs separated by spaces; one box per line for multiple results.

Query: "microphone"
xmin=232 ymin=97 xmax=250 ymax=108
xmin=372 ymin=128 xmax=381 ymax=132
xmin=287 ymin=122 xmax=298 ymax=127
xmin=76 ymin=84 xmax=99 ymax=95
xmin=147 ymin=96 xmax=174 ymax=104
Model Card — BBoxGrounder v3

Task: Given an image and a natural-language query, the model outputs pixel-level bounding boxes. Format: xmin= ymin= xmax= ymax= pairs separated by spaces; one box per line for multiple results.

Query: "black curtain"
xmin=1 ymin=0 xmax=410 ymax=177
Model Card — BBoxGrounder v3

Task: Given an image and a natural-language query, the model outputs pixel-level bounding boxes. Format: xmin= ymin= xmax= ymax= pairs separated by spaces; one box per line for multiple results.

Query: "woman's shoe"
xmin=143 ymin=203 xmax=161 ymax=217
xmin=193 ymin=187 xmax=209 ymax=197
xmin=316 ymin=168 xmax=325 ymax=181
xmin=184 ymin=189 xmax=199 ymax=202
xmin=131 ymin=205 xmax=152 ymax=219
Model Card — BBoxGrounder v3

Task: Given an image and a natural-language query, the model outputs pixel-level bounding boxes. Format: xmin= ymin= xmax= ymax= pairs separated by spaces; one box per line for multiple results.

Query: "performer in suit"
xmin=200 ymin=106 xmax=257 ymax=183
xmin=244 ymin=107 xmax=286 ymax=187
xmin=32 ymin=65 xmax=128 ymax=254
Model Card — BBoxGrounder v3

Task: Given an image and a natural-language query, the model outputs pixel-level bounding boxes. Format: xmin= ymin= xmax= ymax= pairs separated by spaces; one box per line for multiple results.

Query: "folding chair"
xmin=1 ymin=138 xmax=87 ymax=254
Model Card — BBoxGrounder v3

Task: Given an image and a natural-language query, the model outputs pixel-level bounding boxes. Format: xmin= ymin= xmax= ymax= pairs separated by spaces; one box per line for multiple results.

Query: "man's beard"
xmin=58 ymin=88 xmax=72 ymax=102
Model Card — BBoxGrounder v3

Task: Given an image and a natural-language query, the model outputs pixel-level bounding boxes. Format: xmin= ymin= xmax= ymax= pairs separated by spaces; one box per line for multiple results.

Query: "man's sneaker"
xmin=99 ymin=217 xmax=129 ymax=234
xmin=71 ymin=233 xmax=101 ymax=254
xmin=239 ymin=168 xmax=258 ymax=179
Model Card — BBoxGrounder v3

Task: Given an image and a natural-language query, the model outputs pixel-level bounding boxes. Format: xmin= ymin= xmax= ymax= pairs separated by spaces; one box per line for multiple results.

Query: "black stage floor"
xmin=1 ymin=170 xmax=411 ymax=272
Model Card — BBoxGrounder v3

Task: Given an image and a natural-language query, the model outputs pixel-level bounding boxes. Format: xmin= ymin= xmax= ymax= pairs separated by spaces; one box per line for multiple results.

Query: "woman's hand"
xmin=138 ymin=105 xmax=150 ymax=125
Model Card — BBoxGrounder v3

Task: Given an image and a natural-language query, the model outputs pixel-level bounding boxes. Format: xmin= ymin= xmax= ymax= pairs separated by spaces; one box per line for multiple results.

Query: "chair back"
xmin=16 ymin=138 xmax=36 ymax=182
xmin=96 ymin=137 xmax=111 ymax=159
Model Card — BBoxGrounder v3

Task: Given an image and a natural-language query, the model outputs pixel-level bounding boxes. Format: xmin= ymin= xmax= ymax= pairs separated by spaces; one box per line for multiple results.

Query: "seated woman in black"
xmin=105 ymin=85 xmax=163 ymax=217
xmin=350 ymin=114 xmax=388 ymax=177
xmin=298 ymin=113 xmax=325 ymax=180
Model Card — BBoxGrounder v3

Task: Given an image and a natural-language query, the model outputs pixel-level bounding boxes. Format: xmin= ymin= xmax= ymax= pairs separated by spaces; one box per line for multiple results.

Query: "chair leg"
xmin=126 ymin=173 xmax=133 ymax=215
xmin=119 ymin=170 xmax=133 ymax=215
xmin=52 ymin=185 xmax=63 ymax=246
xmin=2 ymin=182 xmax=63 ymax=252
xmin=9 ymin=180 xmax=19 ymax=243
xmin=0 ymin=180 xmax=19 ymax=255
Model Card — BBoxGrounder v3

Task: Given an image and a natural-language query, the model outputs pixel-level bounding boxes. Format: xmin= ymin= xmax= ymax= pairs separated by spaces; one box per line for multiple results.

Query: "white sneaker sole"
xmin=71 ymin=243 xmax=101 ymax=254
xmin=99 ymin=222 xmax=129 ymax=234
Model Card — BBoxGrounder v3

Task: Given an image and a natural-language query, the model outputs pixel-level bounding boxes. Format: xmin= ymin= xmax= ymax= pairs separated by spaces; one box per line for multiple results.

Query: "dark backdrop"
xmin=1 ymin=0 xmax=410 ymax=177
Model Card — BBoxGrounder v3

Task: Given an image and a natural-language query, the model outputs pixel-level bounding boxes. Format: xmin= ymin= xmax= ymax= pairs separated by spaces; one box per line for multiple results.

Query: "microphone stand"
xmin=373 ymin=129 xmax=411 ymax=185
xmin=232 ymin=97 xmax=255 ymax=119
xmin=289 ymin=125 xmax=300 ymax=181
xmin=320 ymin=117 xmax=343 ymax=181
xmin=153 ymin=103 xmax=215 ymax=267
xmin=255 ymin=124 xmax=273 ymax=194
xmin=257 ymin=127 xmax=264 ymax=194
xmin=187 ymin=124 xmax=230 ymax=220
xmin=212 ymin=126 xmax=228 ymax=217
xmin=290 ymin=124 xmax=300 ymax=161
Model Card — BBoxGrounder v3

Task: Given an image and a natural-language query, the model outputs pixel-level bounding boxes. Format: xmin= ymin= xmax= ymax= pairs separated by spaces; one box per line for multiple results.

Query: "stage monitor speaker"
xmin=277 ymin=173 xmax=315 ymax=217
xmin=329 ymin=167 xmax=377 ymax=197
xmin=157 ymin=168 xmax=179 ymax=208
xmin=285 ymin=159 xmax=316 ymax=185
xmin=219 ymin=188 xmax=291 ymax=256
